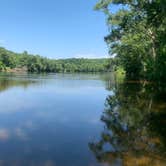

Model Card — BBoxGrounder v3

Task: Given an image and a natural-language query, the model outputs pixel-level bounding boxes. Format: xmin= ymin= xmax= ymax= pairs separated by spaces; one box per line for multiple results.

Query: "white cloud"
xmin=14 ymin=128 xmax=29 ymax=140
xmin=74 ymin=53 xmax=109 ymax=59
xmin=0 ymin=129 xmax=9 ymax=140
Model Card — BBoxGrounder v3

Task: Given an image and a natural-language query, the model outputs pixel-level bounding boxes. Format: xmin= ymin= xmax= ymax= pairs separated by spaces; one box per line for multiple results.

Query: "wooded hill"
xmin=0 ymin=47 xmax=112 ymax=73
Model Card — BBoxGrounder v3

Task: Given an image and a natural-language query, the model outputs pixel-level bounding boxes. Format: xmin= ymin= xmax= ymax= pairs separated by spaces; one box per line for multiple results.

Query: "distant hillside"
xmin=0 ymin=47 xmax=111 ymax=73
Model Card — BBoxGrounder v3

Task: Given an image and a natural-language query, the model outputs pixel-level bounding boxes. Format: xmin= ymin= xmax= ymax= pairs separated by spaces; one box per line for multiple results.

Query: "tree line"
xmin=95 ymin=0 xmax=166 ymax=82
xmin=0 ymin=47 xmax=114 ymax=73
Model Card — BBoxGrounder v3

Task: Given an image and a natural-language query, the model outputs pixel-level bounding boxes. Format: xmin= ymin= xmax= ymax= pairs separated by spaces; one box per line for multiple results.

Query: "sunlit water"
xmin=0 ymin=73 xmax=165 ymax=166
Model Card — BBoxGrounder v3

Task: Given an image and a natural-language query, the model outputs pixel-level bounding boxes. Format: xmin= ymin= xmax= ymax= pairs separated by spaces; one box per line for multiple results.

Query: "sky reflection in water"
xmin=0 ymin=73 xmax=109 ymax=166
xmin=0 ymin=73 xmax=165 ymax=166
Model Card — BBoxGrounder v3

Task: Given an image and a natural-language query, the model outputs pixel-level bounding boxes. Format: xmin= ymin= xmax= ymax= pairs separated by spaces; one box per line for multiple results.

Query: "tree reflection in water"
xmin=89 ymin=79 xmax=166 ymax=166
xmin=0 ymin=77 xmax=36 ymax=92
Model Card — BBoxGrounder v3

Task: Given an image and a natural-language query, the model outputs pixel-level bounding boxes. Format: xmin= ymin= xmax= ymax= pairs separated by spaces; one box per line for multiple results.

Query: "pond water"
xmin=0 ymin=73 xmax=165 ymax=166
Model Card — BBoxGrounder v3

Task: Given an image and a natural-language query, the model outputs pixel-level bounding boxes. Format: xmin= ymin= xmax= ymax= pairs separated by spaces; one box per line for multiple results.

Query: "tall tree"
xmin=95 ymin=0 xmax=166 ymax=81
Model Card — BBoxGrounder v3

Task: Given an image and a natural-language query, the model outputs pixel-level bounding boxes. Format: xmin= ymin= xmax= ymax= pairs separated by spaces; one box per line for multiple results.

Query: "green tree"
xmin=0 ymin=47 xmax=111 ymax=73
xmin=95 ymin=0 xmax=166 ymax=81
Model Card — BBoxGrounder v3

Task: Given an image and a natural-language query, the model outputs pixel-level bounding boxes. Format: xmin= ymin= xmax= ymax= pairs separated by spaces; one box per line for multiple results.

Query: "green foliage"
xmin=0 ymin=47 xmax=111 ymax=73
xmin=95 ymin=0 xmax=166 ymax=82
xmin=0 ymin=61 xmax=5 ymax=71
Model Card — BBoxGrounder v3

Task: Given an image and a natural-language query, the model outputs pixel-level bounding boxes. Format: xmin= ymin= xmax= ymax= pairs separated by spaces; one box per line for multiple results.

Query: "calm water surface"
xmin=0 ymin=73 xmax=165 ymax=166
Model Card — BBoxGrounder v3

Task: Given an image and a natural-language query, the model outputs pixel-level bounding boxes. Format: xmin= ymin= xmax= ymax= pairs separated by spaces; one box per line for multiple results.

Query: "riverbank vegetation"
xmin=95 ymin=0 xmax=166 ymax=82
xmin=0 ymin=47 xmax=115 ymax=73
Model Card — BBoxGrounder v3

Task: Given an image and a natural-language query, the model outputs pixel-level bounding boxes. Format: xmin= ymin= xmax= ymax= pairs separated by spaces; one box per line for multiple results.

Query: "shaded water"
xmin=0 ymin=73 xmax=165 ymax=166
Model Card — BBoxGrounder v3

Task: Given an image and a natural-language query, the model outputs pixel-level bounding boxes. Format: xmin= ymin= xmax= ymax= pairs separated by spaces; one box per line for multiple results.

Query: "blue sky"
xmin=0 ymin=0 xmax=115 ymax=59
